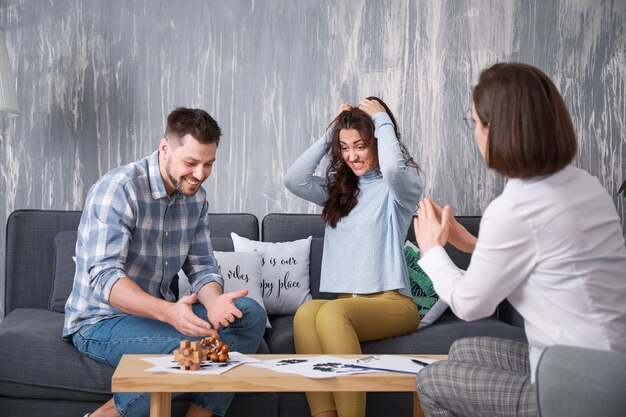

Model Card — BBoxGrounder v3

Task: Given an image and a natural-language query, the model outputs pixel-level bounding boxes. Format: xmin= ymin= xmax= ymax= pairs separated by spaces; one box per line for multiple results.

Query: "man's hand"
xmin=167 ymin=293 xmax=217 ymax=337
xmin=110 ymin=277 xmax=215 ymax=338
xmin=205 ymin=289 xmax=248 ymax=329
xmin=414 ymin=198 xmax=452 ymax=254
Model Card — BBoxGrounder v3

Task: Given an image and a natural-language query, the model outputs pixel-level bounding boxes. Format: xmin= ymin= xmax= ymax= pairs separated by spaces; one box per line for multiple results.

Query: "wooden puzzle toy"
xmin=202 ymin=334 xmax=231 ymax=363
xmin=172 ymin=334 xmax=231 ymax=370
xmin=173 ymin=340 xmax=206 ymax=371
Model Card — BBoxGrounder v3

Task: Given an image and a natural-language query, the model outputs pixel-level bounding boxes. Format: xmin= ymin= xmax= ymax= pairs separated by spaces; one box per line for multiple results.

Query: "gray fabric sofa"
xmin=0 ymin=209 xmax=526 ymax=417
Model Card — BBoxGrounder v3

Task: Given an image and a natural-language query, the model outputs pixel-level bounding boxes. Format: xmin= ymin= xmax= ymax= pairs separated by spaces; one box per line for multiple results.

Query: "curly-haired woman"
xmin=284 ymin=97 xmax=423 ymax=417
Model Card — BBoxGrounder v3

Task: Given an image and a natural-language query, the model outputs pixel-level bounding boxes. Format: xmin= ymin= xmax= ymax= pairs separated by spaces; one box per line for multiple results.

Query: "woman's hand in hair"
xmin=335 ymin=102 xmax=355 ymax=118
xmin=426 ymin=199 xmax=477 ymax=253
xmin=414 ymin=198 xmax=451 ymax=253
xmin=358 ymin=98 xmax=386 ymax=117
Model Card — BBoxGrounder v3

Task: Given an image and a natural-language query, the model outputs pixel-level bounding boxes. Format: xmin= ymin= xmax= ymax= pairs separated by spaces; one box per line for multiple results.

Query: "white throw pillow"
xmin=214 ymin=251 xmax=271 ymax=328
xmin=404 ymin=241 xmax=448 ymax=329
xmin=231 ymin=232 xmax=313 ymax=315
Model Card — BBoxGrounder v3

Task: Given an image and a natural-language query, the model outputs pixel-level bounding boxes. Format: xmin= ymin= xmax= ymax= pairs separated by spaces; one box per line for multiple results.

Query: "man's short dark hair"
xmin=473 ymin=63 xmax=577 ymax=178
xmin=165 ymin=107 xmax=222 ymax=146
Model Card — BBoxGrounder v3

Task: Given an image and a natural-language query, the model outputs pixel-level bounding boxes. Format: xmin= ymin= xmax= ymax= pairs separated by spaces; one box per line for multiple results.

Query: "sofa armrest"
xmin=536 ymin=345 xmax=626 ymax=417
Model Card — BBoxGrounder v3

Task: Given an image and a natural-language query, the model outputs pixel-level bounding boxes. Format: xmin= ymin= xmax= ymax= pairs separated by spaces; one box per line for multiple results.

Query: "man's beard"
xmin=166 ymin=162 xmax=200 ymax=197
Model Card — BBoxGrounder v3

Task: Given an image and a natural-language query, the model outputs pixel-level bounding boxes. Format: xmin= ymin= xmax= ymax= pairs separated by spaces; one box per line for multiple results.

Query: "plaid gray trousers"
xmin=416 ymin=337 xmax=537 ymax=417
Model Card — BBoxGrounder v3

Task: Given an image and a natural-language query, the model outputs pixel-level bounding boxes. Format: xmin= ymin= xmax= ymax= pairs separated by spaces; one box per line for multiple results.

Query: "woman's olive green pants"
xmin=294 ymin=290 xmax=420 ymax=417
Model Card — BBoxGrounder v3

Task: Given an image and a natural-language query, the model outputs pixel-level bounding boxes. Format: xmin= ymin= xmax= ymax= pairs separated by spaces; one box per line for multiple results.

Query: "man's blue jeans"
xmin=72 ymin=298 xmax=267 ymax=417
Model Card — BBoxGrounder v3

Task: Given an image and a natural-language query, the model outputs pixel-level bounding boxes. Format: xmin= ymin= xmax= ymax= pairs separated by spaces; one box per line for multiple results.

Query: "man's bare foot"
xmin=89 ymin=398 xmax=119 ymax=417
xmin=185 ymin=403 xmax=214 ymax=417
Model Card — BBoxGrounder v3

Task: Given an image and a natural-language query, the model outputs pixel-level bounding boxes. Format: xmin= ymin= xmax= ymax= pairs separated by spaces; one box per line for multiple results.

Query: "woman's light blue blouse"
xmin=284 ymin=112 xmax=423 ymax=295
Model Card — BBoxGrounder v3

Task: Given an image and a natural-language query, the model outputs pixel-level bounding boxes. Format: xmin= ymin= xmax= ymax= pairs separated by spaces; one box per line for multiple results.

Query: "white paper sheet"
xmin=344 ymin=355 xmax=440 ymax=374
xmin=244 ymin=355 xmax=385 ymax=379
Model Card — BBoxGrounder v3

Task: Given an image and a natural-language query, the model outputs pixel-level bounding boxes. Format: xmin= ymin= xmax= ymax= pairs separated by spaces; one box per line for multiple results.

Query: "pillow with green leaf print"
xmin=404 ymin=241 xmax=448 ymax=329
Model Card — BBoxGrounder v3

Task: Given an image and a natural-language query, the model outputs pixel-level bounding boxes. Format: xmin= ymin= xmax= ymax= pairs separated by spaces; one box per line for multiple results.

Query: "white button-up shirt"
xmin=419 ymin=165 xmax=626 ymax=381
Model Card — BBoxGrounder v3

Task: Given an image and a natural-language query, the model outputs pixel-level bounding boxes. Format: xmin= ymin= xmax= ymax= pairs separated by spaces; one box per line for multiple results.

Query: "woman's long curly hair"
xmin=321 ymin=96 xmax=419 ymax=228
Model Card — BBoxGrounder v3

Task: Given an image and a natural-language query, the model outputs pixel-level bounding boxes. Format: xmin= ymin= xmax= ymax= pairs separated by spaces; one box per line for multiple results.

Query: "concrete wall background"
xmin=1 ymin=0 xmax=624 ymax=318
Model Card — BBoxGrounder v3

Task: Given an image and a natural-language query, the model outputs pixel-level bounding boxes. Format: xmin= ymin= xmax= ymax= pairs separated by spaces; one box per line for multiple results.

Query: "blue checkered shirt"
xmin=63 ymin=150 xmax=222 ymax=338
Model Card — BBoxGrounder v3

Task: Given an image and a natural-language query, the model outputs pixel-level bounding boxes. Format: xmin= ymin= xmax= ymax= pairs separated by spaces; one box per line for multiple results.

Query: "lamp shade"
xmin=0 ymin=29 xmax=19 ymax=117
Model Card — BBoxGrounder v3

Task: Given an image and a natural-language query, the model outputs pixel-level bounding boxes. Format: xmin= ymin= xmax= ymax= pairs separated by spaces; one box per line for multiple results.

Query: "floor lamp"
xmin=0 ymin=28 xmax=19 ymax=117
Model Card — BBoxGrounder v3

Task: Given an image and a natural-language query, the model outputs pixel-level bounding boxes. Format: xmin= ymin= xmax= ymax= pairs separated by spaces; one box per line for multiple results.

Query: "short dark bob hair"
xmin=473 ymin=62 xmax=577 ymax=178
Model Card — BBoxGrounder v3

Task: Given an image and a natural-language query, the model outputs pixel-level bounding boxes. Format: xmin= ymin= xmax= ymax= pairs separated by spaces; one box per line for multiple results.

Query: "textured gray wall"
xmin=1 ymin=0 xmax=625 ymax=319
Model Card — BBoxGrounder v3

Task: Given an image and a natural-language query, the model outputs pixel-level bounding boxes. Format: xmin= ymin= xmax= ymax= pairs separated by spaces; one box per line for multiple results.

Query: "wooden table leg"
xmin=414 ymin=391 xmax=425 ymax=417
xmin=150 ymin=392 xmax=171 ymax=417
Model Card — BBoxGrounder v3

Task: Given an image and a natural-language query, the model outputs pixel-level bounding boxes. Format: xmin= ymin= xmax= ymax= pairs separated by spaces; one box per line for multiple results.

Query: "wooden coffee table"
xmin=112 ymin=354 xmax=447 ymax=417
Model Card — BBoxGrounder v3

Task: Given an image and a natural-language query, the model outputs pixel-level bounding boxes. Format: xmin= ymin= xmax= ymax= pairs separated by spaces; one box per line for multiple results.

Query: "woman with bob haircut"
xmin=284 ymin=97 xmax=423 ymax=417
xmin=414 ymin=62 xmax=626 ymax=416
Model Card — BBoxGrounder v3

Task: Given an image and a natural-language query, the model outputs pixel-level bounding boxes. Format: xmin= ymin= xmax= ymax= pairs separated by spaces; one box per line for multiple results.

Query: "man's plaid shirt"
xmin=63 ymin=150 xmax=222 ymax=338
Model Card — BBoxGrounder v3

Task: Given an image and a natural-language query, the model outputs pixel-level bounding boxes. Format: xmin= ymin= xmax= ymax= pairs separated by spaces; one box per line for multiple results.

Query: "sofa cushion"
xmin=263 ymin=313 xmax=527 ymax=356
xmin=0 ymin=309 xmax=112 ymax=400
xmin=48 ymin=231 xmax=78 ymax=313
xmin=0 ymin=308 xmax=272 ymax=402
xmin=404 ymin=241 xmax=448 ymax=328
xmin=231 ymin=233 xmax=313 ymax=315
xmin=308 ymin=237 xmax=337 ymax=301
xmin=5 ymin=210 xmax=83 ymax=314
xmin=264 ymin=314 xmax=296 ymax=354
xmin=214 ymin=250 xmax=271 ymax=328
xmin=361 ymin=314 xmax=527 ymax=354
xmin=210 ymin=236 xmax=235 ymax=252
